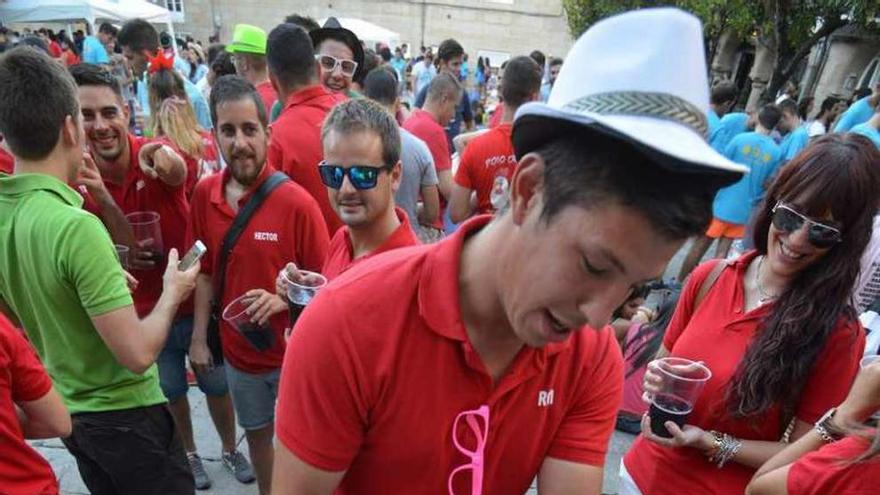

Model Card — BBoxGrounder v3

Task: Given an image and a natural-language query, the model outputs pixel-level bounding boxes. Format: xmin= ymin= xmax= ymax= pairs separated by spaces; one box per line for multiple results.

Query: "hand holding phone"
xmin=178 ymin=240 xmax=207 ymax=271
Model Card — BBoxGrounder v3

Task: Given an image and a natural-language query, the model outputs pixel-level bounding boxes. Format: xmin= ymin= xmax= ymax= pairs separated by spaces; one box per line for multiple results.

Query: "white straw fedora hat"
xmin=513 ymin=8 xmax=746 ymax=180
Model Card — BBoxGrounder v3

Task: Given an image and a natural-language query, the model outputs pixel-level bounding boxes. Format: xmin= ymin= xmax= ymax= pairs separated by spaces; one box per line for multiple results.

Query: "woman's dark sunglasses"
xmin=318 ymin=162 xmax=391 ymax=190
xmin=771 ymin=202 xmax=842 ymax=249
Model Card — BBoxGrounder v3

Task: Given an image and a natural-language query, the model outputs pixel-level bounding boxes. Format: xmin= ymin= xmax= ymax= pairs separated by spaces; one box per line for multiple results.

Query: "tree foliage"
xmin=561 ymin=0 xmax=880 ymax=101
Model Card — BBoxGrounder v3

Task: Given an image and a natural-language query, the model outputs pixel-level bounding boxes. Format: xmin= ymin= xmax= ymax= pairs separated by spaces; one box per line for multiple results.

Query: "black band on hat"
xmin=563 ymin=91 xmax=709 ymax=138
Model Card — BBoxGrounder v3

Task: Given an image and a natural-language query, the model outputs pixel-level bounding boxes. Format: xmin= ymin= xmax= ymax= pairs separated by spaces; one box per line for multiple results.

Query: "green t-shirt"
xmin=0 ymin=173 xmax=166 ymax=413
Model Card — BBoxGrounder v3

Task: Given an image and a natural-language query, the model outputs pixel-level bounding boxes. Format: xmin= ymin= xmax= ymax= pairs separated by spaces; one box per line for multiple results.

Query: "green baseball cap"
xmin=226 ymin=24 xmax=267 ymax=55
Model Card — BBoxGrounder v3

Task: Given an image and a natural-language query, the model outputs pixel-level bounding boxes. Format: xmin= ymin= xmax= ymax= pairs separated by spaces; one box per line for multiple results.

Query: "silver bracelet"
xmin=707 ymin=432 xmax=742 ymax=468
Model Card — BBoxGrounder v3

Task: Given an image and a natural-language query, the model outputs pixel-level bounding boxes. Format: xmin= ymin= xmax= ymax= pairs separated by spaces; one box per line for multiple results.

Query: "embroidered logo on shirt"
xmin=254 ymin=231 xmax=279 ymax=242
xmin=538 ymin=389 xmax=555 ymax=407
xmin=136 ymin=179 xmax=146 ymax=191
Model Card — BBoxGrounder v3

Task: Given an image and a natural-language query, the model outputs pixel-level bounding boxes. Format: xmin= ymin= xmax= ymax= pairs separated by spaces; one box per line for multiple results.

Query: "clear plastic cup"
xmin=282 ymin=269 xmax=327 ymax=328
xmin=114 ymin=244 xmax=130 ymax=269
xmin=222 ymin=294 xmax=275 ymax=351
xmin=648 ymin=357 xmax=712 ymax=438
xmin=126 ymin=211 xmax=164 ymax=269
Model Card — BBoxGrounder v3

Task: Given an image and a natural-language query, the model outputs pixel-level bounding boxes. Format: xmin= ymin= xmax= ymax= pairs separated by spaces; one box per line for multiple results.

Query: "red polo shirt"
xmin=0 ymin=314 xmax=58 ymax=495
xmin=268 ymin=85 xmax=346 ymax=235
xmin=454 ymin=123 xmax=516 ymax=215
xmin=322 ymin=207 xmax=419 ymax=280
xmin=81 ymin=134 xmax=191 ymax=317
xmin=188 ymin=164 xmax=329 ymax=373
xmin=403 ymin=109 xmax=451 ymax=229
xmin=276 ymin=215 xmax=623 ymax=493
xmin=623 ymin=253 xmax=865 ymax=495
xmin=488 ymin=105 xmax=504 ymax=129
xmin=255 ymin=80 xmax=278 ymax=116
xmin=787 ymin=434 xmax=880 ymax=494
xmin=0 ymin=148 xmax=13 ymax=174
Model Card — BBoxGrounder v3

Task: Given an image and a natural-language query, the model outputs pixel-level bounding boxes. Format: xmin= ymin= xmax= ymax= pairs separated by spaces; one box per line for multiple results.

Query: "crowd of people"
xmin=1 ymin=6 xmax=879 ymax=495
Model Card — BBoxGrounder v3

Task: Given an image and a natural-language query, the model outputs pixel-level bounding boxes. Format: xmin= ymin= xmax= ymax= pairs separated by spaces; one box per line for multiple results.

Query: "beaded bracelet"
xmin=707 ymin=431 xmax=742 ymax=468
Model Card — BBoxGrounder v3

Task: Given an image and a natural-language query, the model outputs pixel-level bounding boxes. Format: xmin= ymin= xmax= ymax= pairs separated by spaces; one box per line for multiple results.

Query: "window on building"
xmin=859 ymin=58 xmax=879 ymax=89
xmin=164 ymin=0 xmax=184 ymax=14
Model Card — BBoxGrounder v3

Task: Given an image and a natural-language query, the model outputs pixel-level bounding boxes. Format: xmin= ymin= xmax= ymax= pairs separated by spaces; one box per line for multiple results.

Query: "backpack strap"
xmin=693 ymin=259 xmax=731 ymax=311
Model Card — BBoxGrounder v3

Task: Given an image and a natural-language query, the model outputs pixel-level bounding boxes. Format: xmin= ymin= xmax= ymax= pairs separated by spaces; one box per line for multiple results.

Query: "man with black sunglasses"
xmin=276 ymin=99 xmax=418 ymax=289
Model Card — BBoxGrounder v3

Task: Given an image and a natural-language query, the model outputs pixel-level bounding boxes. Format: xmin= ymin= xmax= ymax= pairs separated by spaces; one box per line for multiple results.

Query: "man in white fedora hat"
xmin=271 ymin=7 xmax=745 ymax=494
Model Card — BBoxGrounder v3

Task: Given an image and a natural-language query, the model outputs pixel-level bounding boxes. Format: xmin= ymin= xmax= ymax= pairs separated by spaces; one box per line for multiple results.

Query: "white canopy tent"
xmin=0 ymin=0 xmax=177 ymax=52
xmin=319 ymin=17 xmax=401 ymax=50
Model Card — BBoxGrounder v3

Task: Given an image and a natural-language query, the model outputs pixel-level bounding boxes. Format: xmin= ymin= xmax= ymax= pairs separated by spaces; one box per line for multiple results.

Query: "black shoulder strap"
xmin=212 ymin=172 xmax=289 ymax=303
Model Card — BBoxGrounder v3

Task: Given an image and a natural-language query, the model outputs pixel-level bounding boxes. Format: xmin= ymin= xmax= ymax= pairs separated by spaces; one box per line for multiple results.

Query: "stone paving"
xmin=35 ymin=240 xmax=711 ymax=494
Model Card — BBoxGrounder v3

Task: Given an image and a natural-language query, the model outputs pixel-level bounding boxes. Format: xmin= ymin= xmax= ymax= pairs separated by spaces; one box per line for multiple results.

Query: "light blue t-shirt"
xmin=711 ymin=112 xmax=749 ymax=154
xmin=137 ymin=72 xmax=212 ymax=130
xmin=780 ymin=124 xmax=810 ymax=162
xmin=713 ymin=132 xmax=782 ymax=225
xmin=834 ymin=97 xmax=874 ymax=132
xmin=851 ymin=123 xmax=880 ymax=150
xmin=707 ymin=109 xmax=722 ymax=151
xmin=81 ymin=36 xmax=109 ymax=64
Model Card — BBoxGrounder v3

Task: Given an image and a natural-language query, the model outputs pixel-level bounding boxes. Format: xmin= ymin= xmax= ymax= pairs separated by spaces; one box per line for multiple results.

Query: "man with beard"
xmin=188 ymin=75 xmax=330 ymax=495
xmin=0 ymin=46 xmax=200 ymax=494
xmin=267 ymin=23 xmax=346 ymax=235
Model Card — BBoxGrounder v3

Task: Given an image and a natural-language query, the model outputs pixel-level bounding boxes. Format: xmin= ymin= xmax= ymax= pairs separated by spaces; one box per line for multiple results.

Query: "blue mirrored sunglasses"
xmin=318 ymin=162 xmax=392 ymax=190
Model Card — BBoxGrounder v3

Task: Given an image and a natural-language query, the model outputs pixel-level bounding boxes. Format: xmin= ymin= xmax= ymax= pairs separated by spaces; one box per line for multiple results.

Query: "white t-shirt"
xmin=854 ymin=215 xmax=880 ymax=313
xmin=807 ymin=120 xmax=826 ymax=138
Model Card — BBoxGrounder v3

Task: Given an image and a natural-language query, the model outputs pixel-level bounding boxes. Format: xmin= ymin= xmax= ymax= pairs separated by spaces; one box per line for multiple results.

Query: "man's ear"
xmin=508 ymin=152 xmax=545 ymax=226
xmin=389 ymin=160 xmax=402 ymax=192
xmin=61 ymin=114 xmax=80 ymax=149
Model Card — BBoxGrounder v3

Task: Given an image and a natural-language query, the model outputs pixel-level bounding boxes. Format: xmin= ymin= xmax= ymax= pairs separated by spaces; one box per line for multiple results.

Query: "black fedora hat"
xmin=309 ymin=17 xmax=366 ymax=82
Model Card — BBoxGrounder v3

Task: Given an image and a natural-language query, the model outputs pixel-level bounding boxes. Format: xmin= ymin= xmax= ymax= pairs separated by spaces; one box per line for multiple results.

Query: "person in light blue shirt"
xmin=679 ymin=104 xmax=782 ymax=280
xmin=707 ymin=81 xmax=738 ymax=152
xmin=540 ymin=57 xmax=563 ymax=103
xmin=712 ymin=111 xmax=751 ymax=152
xmin=81 ymin=23 xmax=116 ymax=65
xmin=833 ymin=87 xmax=878 ymax=132
xmin=777 ymin=99 xmax=810 ymax=162
xmin=851 ymin=106 xmax=880 ymax=150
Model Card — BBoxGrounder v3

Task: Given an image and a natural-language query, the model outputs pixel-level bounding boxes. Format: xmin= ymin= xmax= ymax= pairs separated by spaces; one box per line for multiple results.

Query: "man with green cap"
xmin=228 ymin=24 xmax=276 ymax=115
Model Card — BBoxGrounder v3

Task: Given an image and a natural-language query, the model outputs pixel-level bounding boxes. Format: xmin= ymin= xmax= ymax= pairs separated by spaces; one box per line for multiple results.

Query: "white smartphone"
xmin=178 ymin=240 xmax=207 ymax=271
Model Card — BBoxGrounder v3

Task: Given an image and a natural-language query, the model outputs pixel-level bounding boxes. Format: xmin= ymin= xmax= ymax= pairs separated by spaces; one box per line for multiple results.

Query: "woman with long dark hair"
xmin=746 ymin=360 xmax=880 ymax=494
xmin=620 ymin=133 xmax=880 ymax=495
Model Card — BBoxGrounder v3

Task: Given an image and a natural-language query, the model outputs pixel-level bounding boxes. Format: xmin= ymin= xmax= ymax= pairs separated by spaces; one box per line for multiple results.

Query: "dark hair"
xmin=60 ymin=35 xmax=78 ymax=56
xmin=210 ymin=51 xmax=236 ymax=77
xmin=816 ymin=96 xmax=838 ymax=118
xmin=69 ymin=63 xmax=122 ymax=99
xmin=322 ymin=99 xmax=401 ymax=167
xmin=537 ymin=132 xmax=718 ymax=241
xmin=623 ymin=290 xmax=681 ymax=378
xmin=266 ymin=23 xmax=315 ymax=90
xmin=379 ymin=46 xmax=392 ymax=63
xmin=710 ymin=81 xmax=737 ymax=105
xmin=778 ymin=98 xmax=799 ymax=117
xmin=797 ymin=96 xmax=814 ymax=120
xmin=210 ymin=74 xmax=267 ymax=128
xmin=207 ymin=43 xmax=226 ymax=65
xmin=758 ymin=104 xmax=782 ymax=130
xmin=529 ymin=50 xmax=546 ymax=68
xmin=98 ymin=23 xmax=118 ymax=37
xmin=613 ymin=283 xmax=651 ymax=319
xmin=548 ymin=57 xmax=563 ymax=68
xmin=426 ymin=72 xmax=462 ymax=104
xmin=357 ymin=48 xmax=379 ymax=84
xmin=118 ymin=18 xmax=159 ymax=53
xmin=733 ymin=134 xmax=880 ymax=420
xmin=501 ymin=56 xmax=542 ymax=108
xmin=437 ymin=39 xmax=464 ymax=63
xmin=0 ymin=47 xmax=80 ymax=160
xmin=17 ymin=36 xmax=49 ymax=54
xmin=363 ymin=67 xmax=398 ymax=107
xmin=284 ymin=14 xmax=320 ymax=32
xmin=853 ymin=87 xmax=872 ymax=102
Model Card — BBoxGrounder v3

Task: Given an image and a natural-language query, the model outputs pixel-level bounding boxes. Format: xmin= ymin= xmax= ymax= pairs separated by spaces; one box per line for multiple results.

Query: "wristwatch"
xmin=814 ymin=408 xmax=844 ymax=443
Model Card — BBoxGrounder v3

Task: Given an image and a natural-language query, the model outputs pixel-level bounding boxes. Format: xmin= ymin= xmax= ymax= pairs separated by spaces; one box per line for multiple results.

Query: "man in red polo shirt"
xmin=272 ymin=9 xmax=746 ymax=493
xmin=276 ymin=99 xmax=418 ymax=293
xmin=228 ymin=24 xmax=276 ymax=115
xmin=188 ymin=75 xmax=329 ymax=495
xmin=403 ymin=72 xmax=462 ymax=233
xmin=267 ymin=23 xmax=346 ymax=235
xmin=450 ymin=55 xmax=542 ymax=223
xmin=70 ymin=63 xmax=252 ymax=489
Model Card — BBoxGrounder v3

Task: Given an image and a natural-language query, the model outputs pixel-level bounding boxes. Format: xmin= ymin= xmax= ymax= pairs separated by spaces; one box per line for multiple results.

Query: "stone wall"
xmin=172 ymin=0 xmax=572 ymax=61
xmin=810 ymin=36 xmax=880 ymax=106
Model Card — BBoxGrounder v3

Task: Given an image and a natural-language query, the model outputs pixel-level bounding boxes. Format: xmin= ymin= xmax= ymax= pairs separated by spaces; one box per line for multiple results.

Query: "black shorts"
xmin=61 ymin=403 xmax=194 ymax=494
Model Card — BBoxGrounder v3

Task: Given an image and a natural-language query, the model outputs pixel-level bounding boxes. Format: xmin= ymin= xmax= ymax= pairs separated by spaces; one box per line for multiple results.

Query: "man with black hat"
xmin=272 ymin=7 xmax=745 ymax=494
xmin=310 ymin=17 xmax=365 ymax=99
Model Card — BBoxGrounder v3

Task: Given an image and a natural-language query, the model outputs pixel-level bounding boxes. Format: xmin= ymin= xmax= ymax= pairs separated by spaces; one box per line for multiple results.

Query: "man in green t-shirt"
xmin=0 ymin=47 xmax=201 ymax=494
